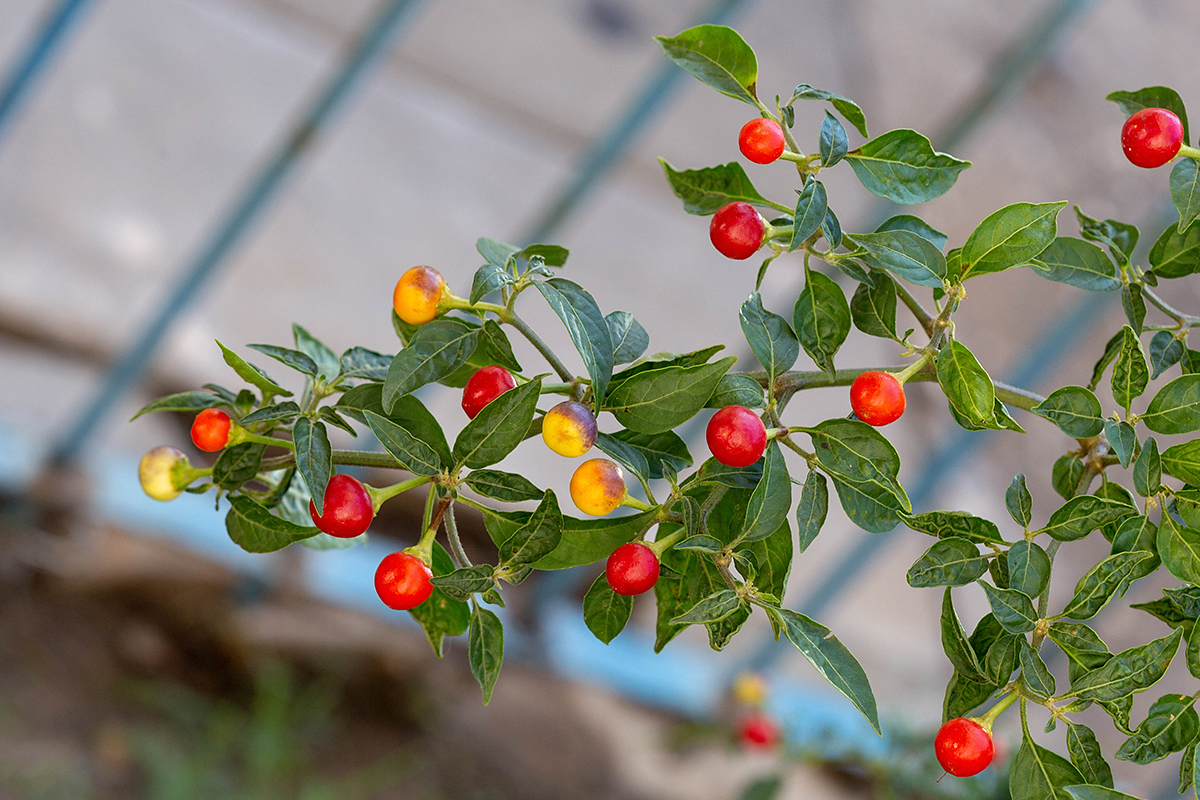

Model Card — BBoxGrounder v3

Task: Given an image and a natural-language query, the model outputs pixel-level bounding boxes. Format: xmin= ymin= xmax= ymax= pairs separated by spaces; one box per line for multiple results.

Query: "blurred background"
xmin=0 ymin=0 xmax=1198 ymax=797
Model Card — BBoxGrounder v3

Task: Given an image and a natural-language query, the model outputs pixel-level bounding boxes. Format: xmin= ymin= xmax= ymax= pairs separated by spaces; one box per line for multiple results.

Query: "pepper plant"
xmin=132 ymin=23 xmax=1200 ymax=799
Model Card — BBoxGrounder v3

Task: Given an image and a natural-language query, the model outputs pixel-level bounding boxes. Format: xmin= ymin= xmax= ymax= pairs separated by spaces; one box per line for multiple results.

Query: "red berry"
xmin=606 ymin=542 xmax=660 ymax=595
xmin=850 ymin=371 xmax=906 ymax=426
xmin=375 ymin=551 xmax=433 ymax=610
xmin=462 ymin=365 xmax=517 ymax=419
xmin=706 ymin=406 xmax=767 ymax=467
xmin=739 ymin=118 xmax=786 ymax=164
xmin=934 ymin=718 xmax=994 ymax=777
xmin=710 ymin=202 xmax=766 ymax=260
xmin=308 ymin=474 xmax=374 ymax=538
xmin=191 ymin=408 xmax=231 ymax=452
xmin=738 ymin=713 xmax=781 ymax=749
xmin=1121 ymin=108 xmax=1184 ymax=168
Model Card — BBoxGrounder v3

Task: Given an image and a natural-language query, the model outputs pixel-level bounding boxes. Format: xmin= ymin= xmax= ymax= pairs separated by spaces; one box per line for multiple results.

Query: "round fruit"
xmin=309 ymin=474 xmax=374 ymax=538
xmin=732 ymin=672 xmax=768 ymax=707
xmin=849 ymin=371 xmax=906 ymax=426
xmin=462 ymin=366 xmax=517 ymax=419
xmin=375 ymin=551 xmax=433 ymax=610
xmin=138 ymin=446 xmax=188 ymax=502
xmin=190 ymin=408 xmax=231 ymax=452
xmin=393 ymin=265 xmax=445 ymax=325
xmin=606 ymin=542 xmax=660 ymax=595
xmin=569 ymin=458 xmax=625 ymax=517
xmin=706 ymin=406 xmax=767 ymax=467
xmin=541 ymin=400 xmax=598 ymax=457
xmin=739 ymin=118 xmax=786 ymax=164
xmin=934 ymin=718 xmax=994 ymax=777
xmin=1121 ymin=107 xmax=1185 ymax=168
xmin=738 ymin=713 xmax=781 ymax=749
xmin=710 ymin=202 xmax=766 ymax=260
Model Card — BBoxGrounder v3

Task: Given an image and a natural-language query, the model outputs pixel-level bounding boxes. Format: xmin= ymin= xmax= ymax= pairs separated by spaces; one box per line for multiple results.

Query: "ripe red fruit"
xmin=710 ymin=202 xmax=766 ymax=260
xmin=934 ymin=718 xmax=994 ymax=777
xmin=850 ymin=371 xmax=906 ymax=426
xmin=191 ymin=408 xmax=231 ymax=452
xmin=606 ymin=542 xmax=660 ymax=595
xmin=706 ymin=406 xmax=768 ymax=467
xmin=375 ymin=551 xmax=433 ymax=610
xmin=462 ymin=366 xmax=517 ymax=419
xmin=1121 ymin=108 xmax=1185 ymax=168
xmin=308 ymin=474 xmax=374 ymax=538
xmin=739 ymin=118 xmax=786 ymax=164
xmin=738 ymin=713 xmax=781 ymax=749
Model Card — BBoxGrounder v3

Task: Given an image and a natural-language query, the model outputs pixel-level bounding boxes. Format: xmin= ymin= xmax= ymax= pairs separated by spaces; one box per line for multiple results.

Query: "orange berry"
xmin=569 ymin=458 xmax=625 ymax=517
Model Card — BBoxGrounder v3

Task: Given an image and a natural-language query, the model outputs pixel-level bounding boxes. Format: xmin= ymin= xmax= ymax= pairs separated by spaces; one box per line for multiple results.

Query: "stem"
xmin=1178 ymin=145 xmax=1200 ymax=161
xmin=894 ymin=282 xmax=936 ymax=338
xmin=407 ymin=488 xmax=443 ymax=564
xmin=620 ymin=494 xmax=655 ymax=512
xmin=778 ymin=150 xmax=807 ymax=164
xmin=502 ymin=311 xmax=575 ymax=384
xmin=648 ymin=525 xmax=688 ymax=557
xmin=230 ymin=427 xmax=295 ymax=450
xmin=444 ymin=500 xmax=472 ymax=568
xmin=366 ymin=475 xmax=432 ymax=513
xmin=1142 ymin=285 xmax=1200 ymax=327
xmin=892 ymin=351 xmax=933 ymax=384
xmin=976 ymin=690 xmax=1019 ymax=733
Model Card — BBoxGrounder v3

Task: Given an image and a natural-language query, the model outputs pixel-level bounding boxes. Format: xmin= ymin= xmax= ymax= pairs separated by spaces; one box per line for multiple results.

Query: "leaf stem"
xmin=501 ymin=311 xmax=576 ymax=385
xmin=976 ymin=689 xmax=1019 ymax=733
xmin=444 ymin=500 xmax=472 ymax=568
xmin=1142 ymin=285 xmax=1200 ymax=327
xmin=366 ymin=475 xmax=432 ymax=513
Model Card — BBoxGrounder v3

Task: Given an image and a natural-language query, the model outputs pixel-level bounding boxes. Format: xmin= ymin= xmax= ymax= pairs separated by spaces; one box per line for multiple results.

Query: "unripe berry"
xmin=706 ymin=406 xmax=767 ymax=467
xmin=393 ymin=265 xmax=445 ymax=325
xmin=375 ymin=551 xmax=433 ymax=610
xmin=738 ymin=713 xmax=781 ymax=749
xmin=462 ymin=366 xmax=517 ymax=419
xmin=1121 ymin=108 xmax=1185 ymax=168
xmin=138 ymin=446 xmax=190 ymax=501
xmin=570 ymin=458 xmax=626 ymax=517
xmin=849 ymin=371 xmax=906 ymax=426
xmin=541 ymin=400 xmax=598 ymax=457
xmin=606 ymin=542 xmax=660 ymax=595
xmin=191 ymin=408 xmax=231 ymax=452
xmin=309 ymin=474 xmax=374 ymax=538
xmin=710 ymin=202 xmax=766 ymax=260
xmin=739 ymin=118 xmax=786 ymax=164
xmin=934 ymin=718 xmax=994 ymax=777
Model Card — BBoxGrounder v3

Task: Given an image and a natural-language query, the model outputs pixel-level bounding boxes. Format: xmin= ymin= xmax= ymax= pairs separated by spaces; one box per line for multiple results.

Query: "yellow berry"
xmin=393 ymin=265 xmax=445 ymax=325
xmin=542 ymin=400 xmax=598 ymax=458
xmin=732 ymin=672 xmax=769 ymax=707
xmin=569 ymin=458 xmax=625 ymax=517
xmin=138 ymin=446 xmax=188 ymax=501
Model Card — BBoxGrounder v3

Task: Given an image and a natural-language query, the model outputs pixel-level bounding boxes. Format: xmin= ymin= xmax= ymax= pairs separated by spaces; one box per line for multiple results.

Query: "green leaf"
xmin=818 ymin=112 xmax=848 ymax=167
xmin=1111 ymin=325 xmax=1149 ymax=411
xmin=776 ymin=608 xmax=880 ymax=733
xmin=247 ymin=343 xmax=318 ymax=377
xmin=1010 ymin=734 xmax=1085 ymax=800
xmin=470 ymin=263 xmax=514 ymax=304
xmin=335 ymin=346 xmax=390 ymax=381
xmin=849 ymin=270 xmax=898 ymax=339
xmin=339 ymin=387 xmax=452 ymax=466
xmin=290 ymin=324 xmax=339 ymax=381
xmin=1075 ymin=205 xmax=1139 ymax=265
xmin=463 ymin=469 xmax=543 ymax=503
xmin=1029 ymin=237 xmax=1120 ymax=292
xmin=821 ymin=207 xmax=843 ymax=249
xmin=429 ymin=564 xmax=496 ymax=601
xmin=1182 ymin=741 xmax=1197 ymax=795
xmin=497 ymin=490 xmax=563 ymax=569
xmin=937 ymin=340 xmax=997 ymax=429
xmin=1039 ymin=495 xmax=1137 ymax=542
xmin=1107 ymin=86 xmax=1190 ymax=144
xmin=609 ymin=429 xmax=693 ymax=481
xmin=1104 ymin=418 xmax=1137 ymax=469
xmin=483 ymin=508 xmax=658 ymax=571
xmin=739 ymin=442 xmax=790 ymax=543
xmin=655 ymin=25 xmax=758 ymax=104
xmin=1143 ymin=374 xmax=1200 ymax=434
xmin=1115 ymin=693 xmax=1200 ymax=765
xmin=1090 ymin=332 xmax=1124 ymax=392
xmin=792 ymin=270 xmax=850 ymax=376
xmin=475 ymin=320 xmax=522 ymax=373
xmin=844 ymin=129 xmax=969 ymax=204
xmin=1150 ymin=331 xmax=1186 ymax=380
xmin=1163 ymin=439 xmax=1200 ymax=485
xmin=740 ymin=292 xmax=798 ymax=383
xmin=582 ymin=572 xmax=633 ymax=644
xmin=1066 ymin=722 xmax=1115 ymax=789
xmin=225 ymin=495 xmax=318 ymax=553
xmin=1033 ymin=386 xmax=1104 ymax=438
xmin=239 ymin=401 xmax=301 ymax=425
xmin=1071 ymin=629 xmax=1183 ymax=702
xmin=1172 ymin=158 xmax=1200 ymax=234
xmin=740 ymin=776 xmax=783 ymax=800
xmin=742 ymin=517 xmax=793 ymax=602
xmin=796 ymin=469 xmax=828 ymax=553
xmin=1179 ymin=490 xmax=1200 ymax=529
xmin=789 ymin=180 xmax=827 ymax=252
xmin=453 ymin=378 xmax=541 ymax=469
xmin=604 ymin=357 xmax=735 ymax=434
xmin=535 ymin=278 xmax=613 ymax=407
xmin=1121 ymin=283 xmax=1146 ymax=335
xmin=806 ymin=418 xmax=908 ymax=511
xmin=405 ymin=543 xmax=471 ymax=657
xmin=364 ymin=411 xmax=443 ymax=477
xmin=383 ymin=320 xmax=479 ymax=411
xmin=984 ymin=632 xmax=1021 ymax=685
xmin=212 ymin=443 xmax=265 ymax=491
xmin=849 ymin=229 xmax=947 ymax=288
xmin=606 ymin=311 xmax=649 ymax=365
xmin=1062 ymin=786 xmax=1138 ymax=800
xmin=906 ymin=537 xmax=986 ymax=588
xmin=130 ymin=390 xmax=233 ymax=420
xmin=788 ymin=84 xmax=868 ymax=137
xmin=216 ymin=340 xmax=291 ymax=398
xmin=672 ymin=588 xmax=744 ymax=625
xmin=829 ymin=474 xmax=904 ymax=533
xmin=943 ymin=669 xmax=996 ymax=722
xmin=705 ymin=373 xmax=766 ymax=409
xmin=981 ymin=582 xmax=1038 ymax=634
xmin=1159 ymin=514 xmax=1200 ymax=585
xmin=292 ymin=417 xmax=332 ymax=509
xmin=1133 ymin=436 xmax=1162 ymax=497
xmin=940 ymin=588 xmax=985 ymax=680
xmin=468 ymin=605 xmax=504 ymax=704
xmin=1008 ymin=473 xmax=1033 ymax=528
xmin=658 ymin=159 xmax=780 ymax=216
xmin=902 ymin=509 xmax=1005 ymax=544
xmin=1020 ymin=638 xmax=1057 ymax=699
xmin=875 ymin=214 xmax=948 ymax=249
xmin=962 ymin=201 xmax=1066 ymax=278
xmin=1064 ymin=552 xmax=1156 ymax=621
xmin=1009 ymin=540 xmax=1051 ymax=599
xmin=1149 ymin=221 xmax=1200 ymax=279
